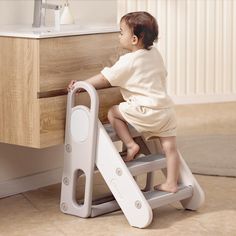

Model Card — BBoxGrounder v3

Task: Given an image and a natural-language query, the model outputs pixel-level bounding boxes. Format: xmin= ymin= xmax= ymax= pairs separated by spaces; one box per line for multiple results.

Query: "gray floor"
xmin=178 ymin=134 xmax=236 ymax=177
xmin=176 ymin=102 xmax=236 ymax=177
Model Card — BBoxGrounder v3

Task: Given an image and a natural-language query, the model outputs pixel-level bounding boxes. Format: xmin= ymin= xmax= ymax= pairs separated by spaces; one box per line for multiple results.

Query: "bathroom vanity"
xmin=0 ymin=25 xmax=124 ymax=148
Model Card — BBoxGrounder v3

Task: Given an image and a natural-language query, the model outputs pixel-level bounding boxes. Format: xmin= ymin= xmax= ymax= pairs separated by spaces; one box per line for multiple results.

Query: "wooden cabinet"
xmin=0 ymin=33 xmax=124 ymax=148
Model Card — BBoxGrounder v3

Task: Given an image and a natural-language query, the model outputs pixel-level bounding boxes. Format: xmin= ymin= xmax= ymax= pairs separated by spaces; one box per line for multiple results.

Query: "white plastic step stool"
xmin=60 ymin=81 xmax=205 ymax=228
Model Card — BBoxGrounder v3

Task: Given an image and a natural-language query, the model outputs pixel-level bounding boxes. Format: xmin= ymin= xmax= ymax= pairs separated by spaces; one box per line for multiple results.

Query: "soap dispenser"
xmin=60 ymin=0 xmax=75 ymax=25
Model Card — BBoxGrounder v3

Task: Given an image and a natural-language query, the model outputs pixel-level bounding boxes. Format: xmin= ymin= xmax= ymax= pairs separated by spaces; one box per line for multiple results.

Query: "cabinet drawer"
xmin=39 ymin=87 xmax=123 ymax=148
xmin=39 ymin=33 xmax=121 ymax=94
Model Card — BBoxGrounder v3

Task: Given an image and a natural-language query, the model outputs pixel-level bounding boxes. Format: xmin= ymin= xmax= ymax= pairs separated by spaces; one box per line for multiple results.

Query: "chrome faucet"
xmin=32 ymin=0 xmax=61 ymax=28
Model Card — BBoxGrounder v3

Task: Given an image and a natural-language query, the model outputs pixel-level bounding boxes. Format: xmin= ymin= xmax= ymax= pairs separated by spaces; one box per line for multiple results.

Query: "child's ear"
xmin=132 ymin=35 xmax=139 ymax=45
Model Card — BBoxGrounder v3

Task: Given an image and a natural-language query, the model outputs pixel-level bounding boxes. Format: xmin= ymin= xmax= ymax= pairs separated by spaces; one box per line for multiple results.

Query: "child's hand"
xmin=67 ymin=80 xmax=77 ymax=92
xmin=67 ymin=80 xmax=84 ymax=94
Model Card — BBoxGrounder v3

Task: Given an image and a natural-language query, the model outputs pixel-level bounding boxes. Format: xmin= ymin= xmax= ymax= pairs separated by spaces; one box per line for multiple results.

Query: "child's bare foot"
xmin=154 ymin=183 xmax=178 ymax=193
xmin=123 ymin=143 xmax=140 ymax=162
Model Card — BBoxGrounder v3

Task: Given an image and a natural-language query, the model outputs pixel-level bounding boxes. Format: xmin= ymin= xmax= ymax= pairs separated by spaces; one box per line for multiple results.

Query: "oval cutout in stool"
xmin=70 ymin=108 xmax=89 ymax=142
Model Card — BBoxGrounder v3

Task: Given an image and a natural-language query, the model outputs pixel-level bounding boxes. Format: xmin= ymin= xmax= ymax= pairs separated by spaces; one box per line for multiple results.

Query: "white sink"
xmin=0 ymin=24 xmax=119 ymax=38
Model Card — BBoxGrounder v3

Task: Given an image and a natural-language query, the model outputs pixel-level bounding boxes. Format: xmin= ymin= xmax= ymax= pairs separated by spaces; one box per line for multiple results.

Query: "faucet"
xmin=32 ymin=0 xmax=61 ymax=28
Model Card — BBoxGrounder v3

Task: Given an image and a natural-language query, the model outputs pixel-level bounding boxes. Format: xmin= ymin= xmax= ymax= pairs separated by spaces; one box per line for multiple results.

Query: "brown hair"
xmin=120 ymin=11 xmax=159 ymax=50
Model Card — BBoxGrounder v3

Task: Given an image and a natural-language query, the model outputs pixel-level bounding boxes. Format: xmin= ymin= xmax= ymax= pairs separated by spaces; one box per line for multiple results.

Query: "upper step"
xmin=126 ymin=154 xmax=166 ymax=176
xmin=104 ymin=123 xmax=141 ymax=142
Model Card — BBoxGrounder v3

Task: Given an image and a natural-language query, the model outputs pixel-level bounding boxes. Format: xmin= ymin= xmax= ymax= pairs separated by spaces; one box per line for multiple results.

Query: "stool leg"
xmin=143 ymin=172 xmax=154 ymax=191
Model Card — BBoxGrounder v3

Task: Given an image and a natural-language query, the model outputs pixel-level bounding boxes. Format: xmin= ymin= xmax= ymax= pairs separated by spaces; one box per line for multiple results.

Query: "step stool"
xmin=60 ymin=81 xmax=205 ymax=228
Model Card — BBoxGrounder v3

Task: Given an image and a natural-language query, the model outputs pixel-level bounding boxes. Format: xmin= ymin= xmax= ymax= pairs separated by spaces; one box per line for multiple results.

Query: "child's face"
xmin=119 ymin=20 xmax=135 ymax=51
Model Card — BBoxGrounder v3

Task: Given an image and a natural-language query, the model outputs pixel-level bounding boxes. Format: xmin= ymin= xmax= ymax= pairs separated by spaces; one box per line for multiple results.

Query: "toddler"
xmin=68 ymin=12 xmax=180 ymax=193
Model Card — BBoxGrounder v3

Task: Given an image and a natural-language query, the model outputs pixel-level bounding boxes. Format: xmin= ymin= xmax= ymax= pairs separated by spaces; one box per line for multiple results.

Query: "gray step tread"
xmin=104 ymin=123 xmax=141 ymax=142
xmin=90 ymin=185 xmax=193 ymax=217
xmin=126 ymin=154 xmax=166 ymax=176
xmin=143 ymin=185 xmax=193 ymax=209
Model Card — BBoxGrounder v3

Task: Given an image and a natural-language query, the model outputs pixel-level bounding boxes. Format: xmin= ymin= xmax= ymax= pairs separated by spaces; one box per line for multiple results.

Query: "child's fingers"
xmin=67 ymin=80 xmax=85 ymax=95
xmin=76 ymin=88 xmax=82 ymax=94
xmin=67 ymin=80 xmax=77 ymax=91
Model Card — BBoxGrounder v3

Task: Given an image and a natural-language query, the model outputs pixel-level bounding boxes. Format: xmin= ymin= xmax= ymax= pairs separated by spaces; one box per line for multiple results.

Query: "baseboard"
xmin=172 ymin=94 xmax=236 ymax=105
xmin=0 ymin=168 xmax=62 ymax=198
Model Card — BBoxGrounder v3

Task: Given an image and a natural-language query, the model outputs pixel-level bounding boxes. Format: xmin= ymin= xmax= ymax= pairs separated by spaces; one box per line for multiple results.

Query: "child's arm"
xmin=67 ymin=73 xmax=111 ymax=92
xmin=85 ymin=73 xmax=111 ymax=90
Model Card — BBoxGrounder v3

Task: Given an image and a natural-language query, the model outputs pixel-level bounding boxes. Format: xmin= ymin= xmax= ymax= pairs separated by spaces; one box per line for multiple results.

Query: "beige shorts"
xmin=119 ymin=101 xmax=177 ymax=140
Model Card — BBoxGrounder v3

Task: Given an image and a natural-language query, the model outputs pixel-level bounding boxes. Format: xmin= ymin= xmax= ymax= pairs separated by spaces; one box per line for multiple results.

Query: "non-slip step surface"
xmin=126 ymin=154 xmax=167 ymax=176
xmin=90 ymin=185 xmax=193 ymax=217
xmin=143 ymin=185 xmax=193 ymax=209
xmin=104 ymin=123 xmax=141 ymax=142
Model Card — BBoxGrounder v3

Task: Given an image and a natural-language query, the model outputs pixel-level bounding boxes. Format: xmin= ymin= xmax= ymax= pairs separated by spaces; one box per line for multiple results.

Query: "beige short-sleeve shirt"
xmin=101 ymin=47 xmax=177 ymax=138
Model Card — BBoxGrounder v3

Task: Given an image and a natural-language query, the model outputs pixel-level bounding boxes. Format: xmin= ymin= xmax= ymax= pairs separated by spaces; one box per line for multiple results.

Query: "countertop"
xmin=0 ymin=24 xmax=119 ymax=38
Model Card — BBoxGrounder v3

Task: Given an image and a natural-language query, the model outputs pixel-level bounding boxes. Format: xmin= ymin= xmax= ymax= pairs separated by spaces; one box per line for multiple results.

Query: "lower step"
xmin=90 ymin=185 xmax=193 ymax=217
xmin=143 ymin=185 xmax=193 ymax=209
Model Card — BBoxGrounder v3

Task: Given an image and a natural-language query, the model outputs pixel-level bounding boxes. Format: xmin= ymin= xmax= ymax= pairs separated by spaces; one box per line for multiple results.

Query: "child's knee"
xmin=162 ymin=142 xmax=177 ymax=155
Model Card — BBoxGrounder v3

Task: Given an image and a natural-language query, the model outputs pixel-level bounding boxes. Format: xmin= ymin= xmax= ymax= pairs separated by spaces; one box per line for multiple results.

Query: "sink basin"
xmin=0 ymin=24 xmax=119 ymax=38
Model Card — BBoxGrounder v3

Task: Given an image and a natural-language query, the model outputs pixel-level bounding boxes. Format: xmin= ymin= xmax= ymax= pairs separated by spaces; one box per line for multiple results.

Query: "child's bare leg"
xmin=108 ymin=105 xmax=140 ymax=162
xmin=154 ymin=136 xmax=180 ymax=193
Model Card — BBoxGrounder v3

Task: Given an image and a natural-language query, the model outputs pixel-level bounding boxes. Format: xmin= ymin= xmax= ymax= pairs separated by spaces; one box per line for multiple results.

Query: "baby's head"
xmin=120 ymin=11 xmax=159 ymax=50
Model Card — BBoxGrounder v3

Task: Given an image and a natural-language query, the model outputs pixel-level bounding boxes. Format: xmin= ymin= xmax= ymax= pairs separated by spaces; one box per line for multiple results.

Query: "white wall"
xmin=0 ymin=0 xmax=117 ymax=197
xmin=118 ymin=0 xmax=236 ymax=104
xmin=0 ymin=0 xmax=117 ymax=26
